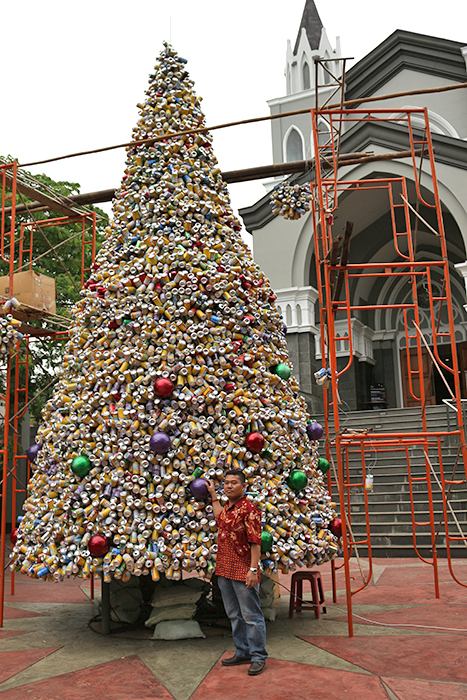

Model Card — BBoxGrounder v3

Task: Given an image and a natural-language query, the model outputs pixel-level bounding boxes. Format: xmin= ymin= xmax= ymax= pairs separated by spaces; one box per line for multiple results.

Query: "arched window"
xmin=286 ymin=128 xmax=304 ymax=162
xmin=391 ymin=107 xmax=460 ymax=138
xmin=317 ymin=117 xmax=331 ymax=147
xmin=302 ymin=61 xmax=310 ymax=91
xmin=296 ymin=304 xmax=302 ymax=326
xmin=323 ymin=53 xmax=331 ymax=85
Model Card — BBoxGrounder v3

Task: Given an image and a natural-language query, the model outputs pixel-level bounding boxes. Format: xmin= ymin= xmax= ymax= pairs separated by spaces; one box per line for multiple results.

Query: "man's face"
xmin=224 ymin=475 xmax=245 ymax=502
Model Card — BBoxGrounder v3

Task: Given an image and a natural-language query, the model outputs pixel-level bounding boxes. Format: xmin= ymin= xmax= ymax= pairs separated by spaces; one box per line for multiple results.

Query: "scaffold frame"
xmin=0 ymin=161 xmax=97 ymax=625
xmin=310 ymin=105 xmax=467 ymax=636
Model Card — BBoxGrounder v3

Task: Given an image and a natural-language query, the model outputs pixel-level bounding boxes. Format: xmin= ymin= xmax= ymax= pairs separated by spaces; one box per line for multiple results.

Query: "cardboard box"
xmin=0 ymin=271 xmax=56 ymax=316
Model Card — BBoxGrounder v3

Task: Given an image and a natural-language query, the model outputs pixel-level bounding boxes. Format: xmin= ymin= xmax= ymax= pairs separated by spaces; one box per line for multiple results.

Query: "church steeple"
xmin=266 ymin=1 xmax=343 ymax=169
xmin=284 ymin=0 xmax=342 ymax=96
xmin=293 ymin=0 xmax=323 ymax=54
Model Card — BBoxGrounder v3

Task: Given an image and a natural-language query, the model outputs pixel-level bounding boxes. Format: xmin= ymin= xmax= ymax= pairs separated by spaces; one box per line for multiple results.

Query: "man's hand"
xmin=205 ymin=478 xmax=216 ymax=498
xmin=205 ymin=479 xmax=222 ymax=518
xmin=245 ymin=570 xmax=258 ymax=589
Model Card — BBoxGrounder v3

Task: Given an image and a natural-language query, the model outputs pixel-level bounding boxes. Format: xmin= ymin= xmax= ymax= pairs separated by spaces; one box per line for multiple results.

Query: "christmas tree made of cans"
xmin=11 ymin=45 xmax=340 ymax=584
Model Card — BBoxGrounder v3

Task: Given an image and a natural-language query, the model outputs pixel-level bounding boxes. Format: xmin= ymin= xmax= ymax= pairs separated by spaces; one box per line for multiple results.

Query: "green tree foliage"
xmin=0 ymin=158 xmax=108 ymax=424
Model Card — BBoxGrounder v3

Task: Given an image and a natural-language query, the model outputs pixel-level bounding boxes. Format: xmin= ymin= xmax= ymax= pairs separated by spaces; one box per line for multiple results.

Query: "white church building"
xmin=240 ymin=0 xmax=467 ymax=414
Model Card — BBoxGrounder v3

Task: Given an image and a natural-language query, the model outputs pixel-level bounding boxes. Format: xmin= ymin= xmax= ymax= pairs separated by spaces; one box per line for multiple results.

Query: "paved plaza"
xmin=1 ymin=557 xmax=467 ymax=699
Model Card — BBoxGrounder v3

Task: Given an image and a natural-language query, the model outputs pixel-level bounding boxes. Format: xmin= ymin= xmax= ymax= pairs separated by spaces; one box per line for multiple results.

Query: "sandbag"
xmin=145 ymin=603 xmax=197 ymax=627
xmin=150 ymin=584 xmax=202 ymax=609
xmin=152 ymin=619 xmax=206 ymax=640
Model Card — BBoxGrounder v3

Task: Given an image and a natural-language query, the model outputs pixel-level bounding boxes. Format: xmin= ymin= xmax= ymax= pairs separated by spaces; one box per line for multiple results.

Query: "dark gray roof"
xmin=293 ymin=0 xmax=323 ymax=54
xmin=346 ymin=30 xmax=467 ymax=101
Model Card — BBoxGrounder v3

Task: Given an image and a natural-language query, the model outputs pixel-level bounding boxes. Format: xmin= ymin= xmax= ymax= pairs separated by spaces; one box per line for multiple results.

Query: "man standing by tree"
xmin=206 ymin=469 xmax=268 ymax=676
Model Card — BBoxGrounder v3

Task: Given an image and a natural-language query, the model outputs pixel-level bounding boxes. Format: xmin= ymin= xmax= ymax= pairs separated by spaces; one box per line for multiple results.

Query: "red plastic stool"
xmin=288 ymin=571 xmax=326 ymax=619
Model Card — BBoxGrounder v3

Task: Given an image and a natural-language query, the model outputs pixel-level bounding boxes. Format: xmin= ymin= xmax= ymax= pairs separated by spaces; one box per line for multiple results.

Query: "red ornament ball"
xmin=245 ymin=432 xmax=265 ymax=453
xmin=329 ymin=517 xmax=342 ymax=537
xmin=88 ymin=534 xmax=110 ymax=557
xmin=154 ymin=377 xmax=175 ymax=398
xmin=10 ymin=528 xmax=18 ymax=546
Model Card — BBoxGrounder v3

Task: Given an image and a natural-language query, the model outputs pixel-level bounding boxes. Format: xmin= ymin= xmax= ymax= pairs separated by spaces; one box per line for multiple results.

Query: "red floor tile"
xmin=338 ymin=583 xmax=464 ymax=606
xmin=0 ymin=656 xmax=173 ymax=700
xmin=382 ymin=676 xmax=467 ymax=699
xmin=189 ymin=653 xmax=389 ymax=700
xmin=371 ymin=558 xmax=454 ymax=566
xmin=376 ymin=564 xmax=467 ymax=587
xmin=335 ymin=602 xmax=467 ymax=634
xmin=0 ymin=647 xmax=60 ymax=684
xmin=300 ymin=635 xmax=467 ymax=684
xmin=3 ymin=606 xmax=45 ymax=619
xmin=0 ymin=629 xmax=30 ymax=640
xmin=3 ymin=577 xmax=92 ymax=604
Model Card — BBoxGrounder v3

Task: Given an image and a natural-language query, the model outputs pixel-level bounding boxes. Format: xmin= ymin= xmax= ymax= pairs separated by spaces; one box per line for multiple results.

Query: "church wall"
xmin=336 ymin=357 xmax=358 ymax=411
xmin=269 ymin=95 xmax=316 ymax=164
xmin=252 ymin=214 xmax=307 ymax=290
xmin=357 ymin=69 xmax=467 ymax=139
xmin=286 ymin=331 xmax=323 ymax=414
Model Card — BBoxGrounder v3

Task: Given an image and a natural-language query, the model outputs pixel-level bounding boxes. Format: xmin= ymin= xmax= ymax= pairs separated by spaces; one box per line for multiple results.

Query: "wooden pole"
xmin=329 ymin=236 xmax=342 ymax=288
xmin=19 ymin=82 xmax=467 ymax=170
xmin=333 ymin=221 xmax=354 ymax=304
xmin=9 ymin=148 xmax=424 ymax=216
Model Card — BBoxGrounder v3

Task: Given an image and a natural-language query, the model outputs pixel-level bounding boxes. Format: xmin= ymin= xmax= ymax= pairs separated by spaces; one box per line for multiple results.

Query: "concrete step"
xmin=336 ymin=490 xmax=467 ymax=503
xmin=347 ymin=544 xmax=467 ymax=558
xmin=348 ymin=531 xmax=463 ymax=548
xmin=316 ymin=404 xmax=464 ymax=437
xmin=342 ymin=452 xmax=462 ymax=465
xmin=318 ymin=405 xmax=467 ymax=557
xmin=340 ymin=499 xmax=467 ymax=513
xmin=345 ymin=510 xmax=467 ymax=524
xmin=350 ymin=520 xmax=467 ymax=534
xmin=340 ymin=481 xmax=467 ymax=494
xmin=341 ymin=473 xmax=461 ymax=486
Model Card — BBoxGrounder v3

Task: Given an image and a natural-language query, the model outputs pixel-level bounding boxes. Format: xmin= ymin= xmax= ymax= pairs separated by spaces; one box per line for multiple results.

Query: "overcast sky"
xmin=2 ymin=0 xmax=466 ymax=236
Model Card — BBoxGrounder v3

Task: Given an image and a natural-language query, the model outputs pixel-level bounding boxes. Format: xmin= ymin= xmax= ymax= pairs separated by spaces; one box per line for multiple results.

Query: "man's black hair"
xmin=224 ymin=468 xmax=246 ymax=484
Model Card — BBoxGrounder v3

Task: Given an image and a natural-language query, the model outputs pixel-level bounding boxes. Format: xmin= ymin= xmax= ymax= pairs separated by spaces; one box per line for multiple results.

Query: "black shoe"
xmin=248 ymin=662 xmax=266 ymax=676
xmin=222 ymin=655 xmax=252 ymax=666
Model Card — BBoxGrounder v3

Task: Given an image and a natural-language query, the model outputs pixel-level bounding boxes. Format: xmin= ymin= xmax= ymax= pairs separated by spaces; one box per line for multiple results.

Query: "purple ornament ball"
xmin=149 ymin=432 xmax=172 ymax=454
xmin=26 ymin=444 xmax=42 ymax=463
xmin=307 ymin=422 xmax=324 ymax=441
xmin=189 ymin=478 xmax=209 ymax=500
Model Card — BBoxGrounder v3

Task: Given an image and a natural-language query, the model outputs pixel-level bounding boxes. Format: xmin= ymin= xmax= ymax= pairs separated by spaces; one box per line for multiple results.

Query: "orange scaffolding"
xmin=310 ymin=103 xmax=467 ymax=636
xmin=0 ymin=161 xmax=97 ymax=625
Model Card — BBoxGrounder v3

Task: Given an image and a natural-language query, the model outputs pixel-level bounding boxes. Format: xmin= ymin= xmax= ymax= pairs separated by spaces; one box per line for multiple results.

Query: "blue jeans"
xmin=217 ymin=576 xmax=268 ymax=664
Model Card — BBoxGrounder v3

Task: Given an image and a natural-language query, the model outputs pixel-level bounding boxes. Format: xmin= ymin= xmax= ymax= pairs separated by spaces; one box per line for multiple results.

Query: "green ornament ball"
xmin=287 ymin=470 xmax=308 ymax=491
xmin=274 ymin=363 xmax=291 ymax=380
xmin=71 ymin=455 xmax=91 ymax=477
xmin=261 ymin=530 xmax=273 ymax=553
xmin=317 ymin=457 xmax=330 ymax=474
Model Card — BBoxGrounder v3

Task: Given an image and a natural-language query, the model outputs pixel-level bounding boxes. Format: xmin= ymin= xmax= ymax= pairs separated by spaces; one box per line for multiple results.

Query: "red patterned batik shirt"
xmin=215 ymin=496 xmax=262 ymax=583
